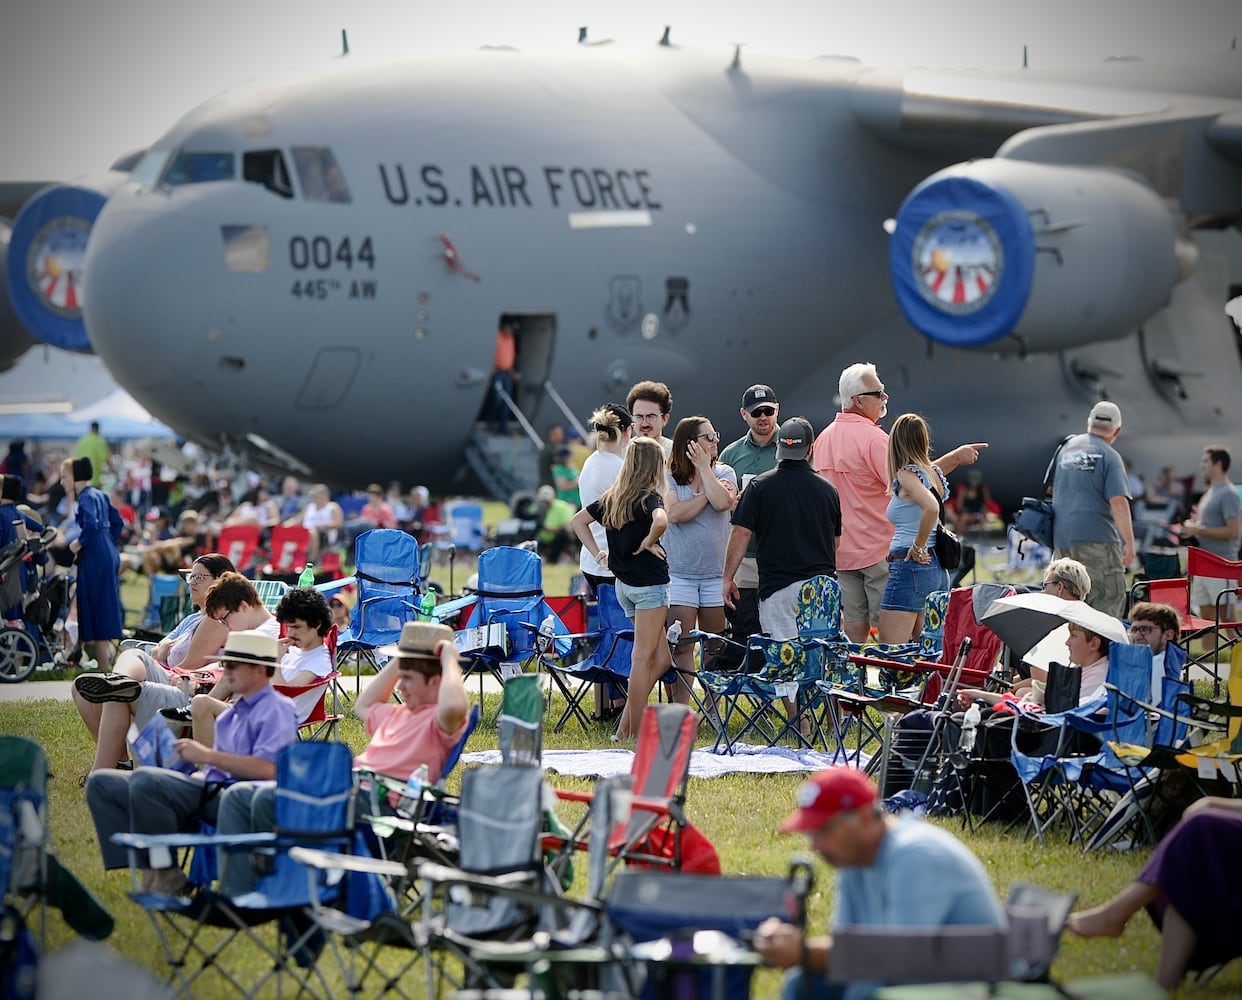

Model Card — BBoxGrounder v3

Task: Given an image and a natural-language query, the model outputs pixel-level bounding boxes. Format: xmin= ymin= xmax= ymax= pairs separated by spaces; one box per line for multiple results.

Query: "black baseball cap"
xmin=775 ymin=417 xmax=814 ymax=460
xmin=741 ymin=384 xmax=778 ymax=414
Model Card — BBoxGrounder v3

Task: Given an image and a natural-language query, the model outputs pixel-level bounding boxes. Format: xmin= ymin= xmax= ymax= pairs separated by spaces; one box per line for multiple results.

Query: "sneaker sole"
xmin=74 ymin=675 xmax=142 ymax=704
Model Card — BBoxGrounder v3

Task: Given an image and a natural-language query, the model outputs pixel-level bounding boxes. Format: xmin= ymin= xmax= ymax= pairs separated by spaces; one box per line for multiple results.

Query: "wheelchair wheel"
xmin=0 ymin=626 xmax=38 ymax=683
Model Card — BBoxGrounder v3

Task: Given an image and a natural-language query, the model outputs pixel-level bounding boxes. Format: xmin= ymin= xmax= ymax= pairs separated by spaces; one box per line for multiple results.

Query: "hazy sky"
xmin=1 ymin=0 xmax=1238 ymax=181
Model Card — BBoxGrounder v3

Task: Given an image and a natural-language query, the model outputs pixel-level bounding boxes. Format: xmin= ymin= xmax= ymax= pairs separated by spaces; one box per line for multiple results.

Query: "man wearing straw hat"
xmin=351 ymin=620 xmax=470 ymax=782
xmin=85 ymin=629 xmax=296 ymax=896
xmin=212 ymin=622 xmax=470 ymax=894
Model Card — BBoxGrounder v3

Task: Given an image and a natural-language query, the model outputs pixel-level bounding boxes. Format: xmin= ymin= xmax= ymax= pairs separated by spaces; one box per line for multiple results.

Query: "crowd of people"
xmin=5 ymin=369 xmax=1240 ymax=996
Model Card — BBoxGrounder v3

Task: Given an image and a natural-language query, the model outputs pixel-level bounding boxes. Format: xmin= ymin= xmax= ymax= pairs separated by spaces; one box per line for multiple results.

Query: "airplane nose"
xmin=82 ymin=190 xmax=215 ymax=389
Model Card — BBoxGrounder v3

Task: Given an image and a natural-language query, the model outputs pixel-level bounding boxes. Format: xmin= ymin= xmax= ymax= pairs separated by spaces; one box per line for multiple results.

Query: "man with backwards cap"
xmin=85 ymin=629 xmax=297 ymax=896
xmin=1050 ymin=400 xmax=1135 ymax=618
xmin=725 ymin=416 xmax=841 ymax=642
xmin=754 ymin=767 xmax=1004 ymax=1000
xmin=717 ymin=384 xmax=782 ymax=663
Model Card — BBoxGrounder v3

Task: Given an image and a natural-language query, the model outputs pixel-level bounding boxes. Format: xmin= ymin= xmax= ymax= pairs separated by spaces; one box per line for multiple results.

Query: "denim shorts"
xmin=668 ymin=575 xmax=724 ymax=608
xmin=880 ymin=553 xmax=949 ymax=613
xmin=615 ymin=580 xmax=670 ymax=617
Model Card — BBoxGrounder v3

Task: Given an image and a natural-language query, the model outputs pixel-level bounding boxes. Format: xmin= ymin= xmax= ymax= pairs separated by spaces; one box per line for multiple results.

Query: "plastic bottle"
xmin=420 ymin=591 xmax=437 ymax=621
xmin=666 ymin=619 xmax=683 ymax=647
xmin=537 ymin=613 xmax=557 ymax=655
xmin=297 ymin=562 xmax=315 ymax=587
xmin=959 ymin=702 xmax=981 ymax=754
xmin=396 ymin=763 xmax=430 ymax=819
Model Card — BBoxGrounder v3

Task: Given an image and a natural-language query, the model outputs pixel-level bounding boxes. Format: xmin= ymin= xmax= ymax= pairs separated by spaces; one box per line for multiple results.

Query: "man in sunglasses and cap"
xmin=85 ymin=630 xmax=296 ymax=896
xmin=754 ymin=767 xmax=1003 ymax=1000
xmin=717 ymin=384 xmax=782 ymax=664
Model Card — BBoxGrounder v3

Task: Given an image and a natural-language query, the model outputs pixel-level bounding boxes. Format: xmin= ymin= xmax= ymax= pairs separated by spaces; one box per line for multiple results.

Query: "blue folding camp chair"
xmin=1008 ymin=643 xmax=1152 ymax=846
xmin=335 ymin=529 xmax=423 ymax=693
xmin=546 ymin=583 xmax=634 ymax=734
xmin=113 ymin=740 xmax=367 ymax=999
xmin=456 ymin=546 xmax=572 ymax=706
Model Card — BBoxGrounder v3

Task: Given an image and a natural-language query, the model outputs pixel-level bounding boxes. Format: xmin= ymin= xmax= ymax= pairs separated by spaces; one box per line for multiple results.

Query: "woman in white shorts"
xmin=663 ymin=416 xmax=737 ymax=708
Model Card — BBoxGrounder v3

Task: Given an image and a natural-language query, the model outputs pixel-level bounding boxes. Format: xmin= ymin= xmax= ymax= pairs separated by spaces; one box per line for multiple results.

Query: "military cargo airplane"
xmin=3 ymin=37 xmax=1241 ymax=507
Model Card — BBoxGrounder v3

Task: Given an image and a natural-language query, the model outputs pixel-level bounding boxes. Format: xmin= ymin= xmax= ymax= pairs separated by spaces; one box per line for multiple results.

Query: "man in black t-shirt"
xmin=726 ymin=417 xmax=841 ymax=640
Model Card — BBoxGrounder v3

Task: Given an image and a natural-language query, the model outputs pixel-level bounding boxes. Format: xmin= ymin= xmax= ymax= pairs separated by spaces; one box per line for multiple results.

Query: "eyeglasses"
xmin=186 ymin=574 xmax=212 ymax=584
xmin=632 ymin=411 xmax=664 ymax=423
xmin=750 ymin=407 xmax=777 ymax=418
xmin=1129 ymin=624 xmax=1161 ymax=636
xmin=1041 ymin=578 xmax=1065 ymax=591
xmin=696 ymin=432 xmax=721 ymax=442
xmin=210 ymin=609 xmax=236 ymax=624
xmin=856 ymin=390 xmax=888 ymax=399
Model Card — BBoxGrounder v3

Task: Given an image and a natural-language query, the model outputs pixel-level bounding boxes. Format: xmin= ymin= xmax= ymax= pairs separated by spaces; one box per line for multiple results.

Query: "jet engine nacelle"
xmin=889 ymin=159 xmax=1179 ymax=353
xmin=0 ymin=217 xmax=38 ymax=372
xmin=4 ymin=182 xmax=114 ymax=353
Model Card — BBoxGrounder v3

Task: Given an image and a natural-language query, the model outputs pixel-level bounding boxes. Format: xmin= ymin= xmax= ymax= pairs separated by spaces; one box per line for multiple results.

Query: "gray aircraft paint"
xmin=6 ymin=44 xmax=1242 ymax=504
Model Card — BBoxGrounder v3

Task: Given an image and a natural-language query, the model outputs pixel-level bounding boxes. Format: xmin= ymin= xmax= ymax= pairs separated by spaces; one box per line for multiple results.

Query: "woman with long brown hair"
xmin=663 ymin=415 xmax=736 ymax=710
xmin=877 ymin=414 xmax=949 ymax=644
xmin=572 ymin=436 xmax=670 ymax=741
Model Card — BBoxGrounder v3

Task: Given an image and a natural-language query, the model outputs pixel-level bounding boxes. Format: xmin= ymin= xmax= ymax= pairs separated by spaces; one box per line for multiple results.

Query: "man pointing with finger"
xmin=813 ymin=362 xmax=987 ymax=642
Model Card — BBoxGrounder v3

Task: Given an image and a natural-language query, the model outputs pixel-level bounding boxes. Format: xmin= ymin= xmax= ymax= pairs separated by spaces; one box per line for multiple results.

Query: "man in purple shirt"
xmin=85 ymin=630 xmax=296 ymax=895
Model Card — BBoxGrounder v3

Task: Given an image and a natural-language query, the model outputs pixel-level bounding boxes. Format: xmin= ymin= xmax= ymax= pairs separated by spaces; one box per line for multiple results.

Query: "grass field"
xmin=3 ymin=525 xmax=1235 ymax=996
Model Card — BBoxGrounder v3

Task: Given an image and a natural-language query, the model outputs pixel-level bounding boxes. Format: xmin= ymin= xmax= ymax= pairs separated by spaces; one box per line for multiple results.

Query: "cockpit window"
xmin=163 ymin=151 xmax=236 ymax=186
xmin=292 ymin=147 xmax=351 ymax=203
xmin=131 ymin=148 xmax=172 ymax=188
xmin=242 ymin=149 xmax=294 ymax=199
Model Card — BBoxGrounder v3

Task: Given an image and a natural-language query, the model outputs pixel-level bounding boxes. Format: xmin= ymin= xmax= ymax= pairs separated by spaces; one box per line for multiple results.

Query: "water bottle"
xmin=420 ymin=591 xmax=437 ymax=621
xmin=297 ymin=562 xmax=315 ymax=587
xmin=396 ymin=763 xmax=430 ymax=819
xmin=537 ymin=613 xmax=557 ymax=656
xmin=959 ymin=702 xmax=981 ymax=755
xmin=666 ymin=619 xmax=683 ymax=648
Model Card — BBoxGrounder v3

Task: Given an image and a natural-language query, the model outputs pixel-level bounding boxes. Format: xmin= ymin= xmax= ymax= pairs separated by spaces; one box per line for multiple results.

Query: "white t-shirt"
xmin=577 ymin=450 xmax=624 ymax=578
xmin=278 ymin=643 xmax=334 ymax=722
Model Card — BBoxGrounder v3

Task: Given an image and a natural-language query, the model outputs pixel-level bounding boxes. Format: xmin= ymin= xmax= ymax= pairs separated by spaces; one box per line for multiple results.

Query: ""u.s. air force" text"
xmin=379 ymin=163 xmax=661 ymax=210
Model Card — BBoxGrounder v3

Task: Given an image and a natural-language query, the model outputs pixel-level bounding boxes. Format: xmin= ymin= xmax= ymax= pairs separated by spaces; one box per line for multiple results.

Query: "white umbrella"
xmin=980 ymin=592 xmax=1129 ymax=654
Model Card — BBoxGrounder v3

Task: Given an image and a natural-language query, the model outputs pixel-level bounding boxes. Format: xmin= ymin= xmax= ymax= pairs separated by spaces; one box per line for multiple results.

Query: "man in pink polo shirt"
xmin=813 ymin=363 xmax=985 ymax=642
xmin=353 ymin=621 xmax=471 ymax=782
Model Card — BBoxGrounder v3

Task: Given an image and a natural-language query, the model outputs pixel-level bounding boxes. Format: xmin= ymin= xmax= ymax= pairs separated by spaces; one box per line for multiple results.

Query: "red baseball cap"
xmin=779 ymin=767 xmax=877 ymax=834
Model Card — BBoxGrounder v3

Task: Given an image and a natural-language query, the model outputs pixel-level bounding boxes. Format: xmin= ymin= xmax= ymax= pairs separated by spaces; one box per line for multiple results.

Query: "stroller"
xmin=0 ymin=530 xmax=73 ymax=683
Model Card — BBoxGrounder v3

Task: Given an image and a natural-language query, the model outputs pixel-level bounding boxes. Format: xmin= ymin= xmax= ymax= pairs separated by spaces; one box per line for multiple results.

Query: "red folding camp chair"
xmin=546 ymin=703 xmax=718 ymax=878
xmin=214 ymin=525 xmax=261 ymax=575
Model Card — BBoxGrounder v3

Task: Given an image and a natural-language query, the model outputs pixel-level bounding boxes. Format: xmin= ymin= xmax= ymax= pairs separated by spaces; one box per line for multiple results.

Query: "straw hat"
xmin=220 ymin=629 xmax=281 ymax=667
xmin=378 ymin=621 xmax=454 ymax=660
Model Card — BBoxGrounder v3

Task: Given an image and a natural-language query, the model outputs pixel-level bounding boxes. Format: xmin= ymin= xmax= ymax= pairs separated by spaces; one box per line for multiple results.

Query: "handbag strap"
xmin=1042 ymin=435 xmax=1073 ymax=491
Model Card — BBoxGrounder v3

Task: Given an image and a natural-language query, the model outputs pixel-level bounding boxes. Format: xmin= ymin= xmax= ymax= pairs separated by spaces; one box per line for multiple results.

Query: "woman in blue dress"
xmin=62 ymin=457 xmax=123 ymax=670
xmin=877 ymin=414 xmax=950 ymax=644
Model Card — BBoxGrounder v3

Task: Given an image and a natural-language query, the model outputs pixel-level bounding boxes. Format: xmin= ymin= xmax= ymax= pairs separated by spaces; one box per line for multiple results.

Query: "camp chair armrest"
xmin=288 ymin=845 xmax=407 ymax=879
xmin=112 ymin=830 xmax=279 ymax=852
xmin=413 ymin=858 xmax=552 ymax=895
xmin=555 ymin=788 xmax=595 ymax=804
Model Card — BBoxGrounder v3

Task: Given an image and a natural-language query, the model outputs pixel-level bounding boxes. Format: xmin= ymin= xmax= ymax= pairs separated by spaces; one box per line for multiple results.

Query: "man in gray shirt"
xmin=1051 ymin=401 xmax=1134 ymax=618
xmin=1181 ymin=445 xmax=1242 ymax=624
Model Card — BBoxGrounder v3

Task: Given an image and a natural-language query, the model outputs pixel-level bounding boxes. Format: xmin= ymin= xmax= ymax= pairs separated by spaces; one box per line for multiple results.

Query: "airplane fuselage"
xmin=76 ymin=46 xmax=1242 ymax=505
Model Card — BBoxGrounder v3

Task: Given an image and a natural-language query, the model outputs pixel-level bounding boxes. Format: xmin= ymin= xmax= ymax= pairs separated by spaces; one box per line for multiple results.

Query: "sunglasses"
xmin=750 ymin=406 xmax=777 ymax=418
xmin=856 ymin=390 xmax=888 ymax=399
xmin=696 ymin=432 xmax=721 ymax=442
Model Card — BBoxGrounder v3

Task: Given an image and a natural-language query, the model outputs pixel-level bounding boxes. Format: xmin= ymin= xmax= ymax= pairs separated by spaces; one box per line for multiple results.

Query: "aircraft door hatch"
xmin=509 ymin=312 xmax=556 ymax=416
xmin=295 ymin=347 xmax=361 ymax=409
